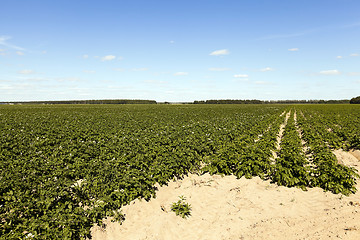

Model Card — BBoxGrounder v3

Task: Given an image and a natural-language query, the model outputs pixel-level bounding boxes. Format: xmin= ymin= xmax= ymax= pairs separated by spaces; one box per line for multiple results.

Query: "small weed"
xmin=171 ymin=195 xmax=192 ymax=218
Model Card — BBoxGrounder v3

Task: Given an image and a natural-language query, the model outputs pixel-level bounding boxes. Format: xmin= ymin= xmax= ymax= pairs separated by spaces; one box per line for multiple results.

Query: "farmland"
xmin=1 ymin=104 xmax=359 ymax=239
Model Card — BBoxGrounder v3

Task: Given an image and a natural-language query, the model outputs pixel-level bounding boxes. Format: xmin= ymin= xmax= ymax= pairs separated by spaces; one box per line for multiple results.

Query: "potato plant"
xmin=0 ymin=104 xmax=359 ymax=239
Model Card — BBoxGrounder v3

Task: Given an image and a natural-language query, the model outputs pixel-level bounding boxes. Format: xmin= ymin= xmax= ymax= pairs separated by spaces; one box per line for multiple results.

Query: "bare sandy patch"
xmin=350 ymin=150 xmax=360 ymax=162
xmin=90 ymin=148 xmax=360 ymax=240
xmin=333 ymin=149 xmax=360 ymax=168
xmin=270 ymin=110 xmax=291 ymax=161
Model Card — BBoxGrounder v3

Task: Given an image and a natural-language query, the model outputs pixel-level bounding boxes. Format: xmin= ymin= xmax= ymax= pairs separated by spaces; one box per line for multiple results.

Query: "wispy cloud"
xmin=209 ymin=67 xmax=230 ymax=71
xmin=174 ymin=72 xmax=188 ymax=76
xmin=113 ymin=68 xmax=125 ymax=72
xmin=319 ymin=69 xmax=341 ymax=75
xmin=0 ymin=49 xmax=6 ymax=56
xmin=255 ymin=81 xmax=269 ymax=85
xmin=288 ymin=48 xmax=299 ymax=51
xmin=83 ymin=70 xmax=96 ymax=74
xmin=259 ymin=21 xmax=360 ymax=41
xmin=0 ymin=36 xmax=25 ymax=51
xmin=132 ymin=68 xmax=148 ymax=71
xmin=209 ymin=49 xmax=229 ymax=56
xmin=18 ymin=69 xmax=36 ymax=75
xmin=83 ymin=54 xmax=89 ymax=59
xmin=143 ymin=80 xmax=167 ymax=84
xmin=234 ymin=74 xmax=248 ymax=78
xmin=101 ymin=55 xmax=116 ymax=61
xmin=15 ymin=76 xmax=47 ymax=82
xmin=0 ymin=82 xmax=33 ymax=91
xmin=350 ymin=53 xmax=359 ymax=57
xmin=57 ymin=77 xmax=82 ymax=82
xmin=16 ymin=51 xmax=24 ymax=56
xmin=336 ymin=56 xmax=343 ymax=59
xmin=257 ymin=31 xmax=310 ymax=40
xmin=260 ymin=67 xmax=274 ymax=72
xmin=348 ymin=72 xmax=360 ymax=76
xmin=341 ymin=21 xmax=360 ymax=28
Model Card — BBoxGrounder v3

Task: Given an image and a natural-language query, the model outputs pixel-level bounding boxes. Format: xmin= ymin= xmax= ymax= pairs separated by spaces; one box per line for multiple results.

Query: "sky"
xmin=1 ymin=0 xmax=360 ymax=102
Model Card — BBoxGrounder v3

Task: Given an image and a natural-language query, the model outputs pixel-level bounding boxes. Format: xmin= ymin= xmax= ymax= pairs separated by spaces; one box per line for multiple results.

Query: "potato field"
xmin=1 ymin=104 xmax=359 ymax=239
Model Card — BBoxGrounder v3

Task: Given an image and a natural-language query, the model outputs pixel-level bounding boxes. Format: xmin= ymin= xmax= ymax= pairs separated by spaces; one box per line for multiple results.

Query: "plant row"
xmin=0 ymin=105 xmax=285 ymax=239
xmin=204 ymin=110 xmax=287 ymax=180
xmin=296 ymin=109 xmax=359 ymax=195
xmin=271 ymin=111 xmax=310 ymax=190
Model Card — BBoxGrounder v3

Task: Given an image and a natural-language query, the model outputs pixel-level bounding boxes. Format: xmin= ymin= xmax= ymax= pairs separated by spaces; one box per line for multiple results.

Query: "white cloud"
xmin=288 ymin=48 xmax=299 ymax=51
xmin=113 ymin=68 xmax=125 ymax=72
xmin=0 ymin=36 xmax=25 ymax=51
xmin=350 ymin=53 xmax=359 ymax=57
xmin=255 ymin=81 xmax=268 ymax=85
xmin=319 ymin=70 xmax=341 ymax=75
xmin=336 ymin=56 xmax=343 ymax=59
xmin=209 ymin=49 xmax=229 ymax=56
xmin=174 ymin=72 xmax=188 ymax=76
xmin=101 ymin=55 xmax=116 ymax=61
xmin=83 ymin=70 xmax=96 ymax=74
xmin=144 ymin=80 xmax=167 ymax=84
xmin=170 ymin=40 xmax=175 ymax=44
xmin=16 ymin=51 xmax=24 ymax=56
xmin=57 ymin=77 xmax=82 ymax=82
xmin=209 ymin=68 xmax=230 ymax=71
xmin=260 ymin=67 xmax=274 ymax=72
xmin=258 ymin=31 xmax=309 ymax=40
xmin=83 ymin=54 xmax=89 ymax=59
xmin=132 ymin=68 xmax=148 ymax=71
xmin=234 ymin=74 xmax=249 ymax=78
xmin=0 ymin=83 xmax=32 ymax=91
xmin=348 ymin=72 xmax=360 ymax=76
xmin=18 ymin=70 xmax=35 ymax=74
xmin=15 ymin=77 xmax=46 ymax=82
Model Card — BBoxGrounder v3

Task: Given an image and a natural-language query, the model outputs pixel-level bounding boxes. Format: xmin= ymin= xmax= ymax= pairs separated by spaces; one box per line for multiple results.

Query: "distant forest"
xmin=350 ymin=96 xmax=360 ymax=104
xmin=1 ymin=99 xmax=157 ymax=105
xmin=193 ymin=99 xmax=351 ymax=104
xmin=2 ymin=98 xmax=359 ymax=105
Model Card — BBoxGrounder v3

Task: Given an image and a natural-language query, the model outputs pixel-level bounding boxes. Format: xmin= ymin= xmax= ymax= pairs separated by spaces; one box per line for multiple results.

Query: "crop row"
xmin=204 ymin=110 xmax=286 ymax=179
xmin=0 ymin=105 xmax=285 ymax=239
xmin=0 ymin=104 xmax=359 ymax=239
xmin=296 ymin=108 xmax=359 ymax=195
xmin=271 ymin=110 xmax=310 ymax=189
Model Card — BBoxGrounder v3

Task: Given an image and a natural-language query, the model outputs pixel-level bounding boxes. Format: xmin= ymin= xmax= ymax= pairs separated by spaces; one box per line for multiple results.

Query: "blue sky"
xmin=1 ymin=0 xmax=360 ymax=102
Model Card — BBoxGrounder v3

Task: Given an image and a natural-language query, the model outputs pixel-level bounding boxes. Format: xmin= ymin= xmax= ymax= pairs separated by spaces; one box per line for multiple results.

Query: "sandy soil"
xmin=90 ymin=150 xmax=360 ymax=240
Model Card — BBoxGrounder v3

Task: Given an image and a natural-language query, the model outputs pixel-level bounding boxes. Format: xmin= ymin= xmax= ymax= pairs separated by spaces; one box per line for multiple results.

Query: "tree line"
xmin=2 ymin=97 xmax=358 ymax=105
xmin=193 ymin=99 xmax=350 ymax=104
xmin=350 ymin=96 xmax=360 ymax=104
xmin=1 ymin=99 xmax=157 ymax=105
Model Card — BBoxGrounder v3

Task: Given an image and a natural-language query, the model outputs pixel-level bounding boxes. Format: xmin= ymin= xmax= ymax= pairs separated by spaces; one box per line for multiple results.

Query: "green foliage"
xmin=171 ymin=196 xmax=192 ymax=218
xmin=271 ymin=111 xmax=310 ymax=189
xmin=350 ymin=96 xmax=360 ymax=104
xmin=295 ymin=105 xmax=360 ymax=195
xmin=0 ymin=104 xmax=285 ymax=239
xmin=0 ymin=104 xmax=359 ymax=239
